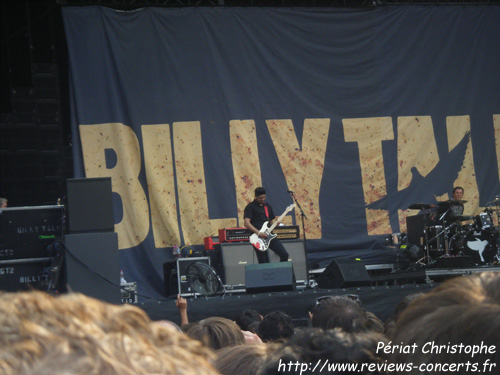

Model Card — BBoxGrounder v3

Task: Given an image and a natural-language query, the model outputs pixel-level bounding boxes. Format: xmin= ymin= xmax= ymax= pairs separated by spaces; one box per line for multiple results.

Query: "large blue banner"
xmin=62 ymin=6 xmax=500 ymax=298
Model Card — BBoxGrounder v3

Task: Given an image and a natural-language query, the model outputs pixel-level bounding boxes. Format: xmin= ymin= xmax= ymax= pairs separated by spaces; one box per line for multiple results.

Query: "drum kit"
xmin=404 ymin=197 xmax=500 ymax=265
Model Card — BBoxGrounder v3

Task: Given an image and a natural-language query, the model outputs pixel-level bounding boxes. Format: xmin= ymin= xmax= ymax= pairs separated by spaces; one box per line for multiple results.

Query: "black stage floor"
xmin=139 ymin=284 xmax=435 ymax=327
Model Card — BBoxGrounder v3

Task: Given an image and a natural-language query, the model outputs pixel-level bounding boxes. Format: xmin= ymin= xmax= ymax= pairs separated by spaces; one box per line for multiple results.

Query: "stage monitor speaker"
xmin=64 ymin=232 xmax=120 ymax=304
xmin=177 ymin=257 xmax=211 ymax=297
xmin=67 ymin=178 xmax=114 ymax=233
xmin=219 ymin=242 xmax=256 ymax=288
xmin=317 ymin=258 xmax=371 ymax=289
xmin=245 ymin=262 xmax=296 ymax=294
xmin=268 ymin=239 xmax=308 ymax=283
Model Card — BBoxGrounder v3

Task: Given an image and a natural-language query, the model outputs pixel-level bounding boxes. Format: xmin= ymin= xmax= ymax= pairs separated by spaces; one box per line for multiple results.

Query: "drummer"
xmin=430 ymin=186 xmax=466 ymax=224
xmin=449 ymin=186 xmax=465 ymax=217
xmin=428 ymin=187 xmax=467 ymax=253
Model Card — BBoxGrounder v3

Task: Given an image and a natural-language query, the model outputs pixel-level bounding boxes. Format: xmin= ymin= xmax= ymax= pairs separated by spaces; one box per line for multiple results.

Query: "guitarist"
xmin=243 ymin=187 xmax=289 ymax=264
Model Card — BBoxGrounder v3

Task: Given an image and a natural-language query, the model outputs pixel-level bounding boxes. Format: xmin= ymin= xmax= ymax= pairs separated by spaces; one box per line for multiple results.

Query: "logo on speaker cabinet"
xmin=263 ymin=272 xmax=276 ymax=280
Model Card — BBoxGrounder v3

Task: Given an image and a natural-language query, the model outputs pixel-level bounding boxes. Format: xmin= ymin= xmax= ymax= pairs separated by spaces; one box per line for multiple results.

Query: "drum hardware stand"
xmin=423 ymin=220 xmax=459 ymax=263
xmin=442 ymin=220 xmax=460 ymax=256
xmin=439 ymin=207 xmax=453 ymax=255
xmin=448 ymin=230 xmax=461 ymax=255
xmin=416 ymin=227 xmax=432 ymax=266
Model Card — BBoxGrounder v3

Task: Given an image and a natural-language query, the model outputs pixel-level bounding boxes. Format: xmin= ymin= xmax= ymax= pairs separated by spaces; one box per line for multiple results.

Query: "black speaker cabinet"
xmin=64 ymin=232 xmax=120 ymax=304
xmin=406 ymin=214 xmax=430 ymax=247
xmin=245 ymin=262 xmax=296 ymax=294
xmin=317 ymin=258 xmax=371 ymax=289
xmin=268 ymin=239 xmax=308 ymax=284
xmin=177 ymin=257 xmax=210 ymax=297
xmin=219 ymin=242 xmax=257 ymax=288
xmin=67 ymin=178 xmax=114 ymax=233
xmin=163 ymin=260 xmax=178 ymax=296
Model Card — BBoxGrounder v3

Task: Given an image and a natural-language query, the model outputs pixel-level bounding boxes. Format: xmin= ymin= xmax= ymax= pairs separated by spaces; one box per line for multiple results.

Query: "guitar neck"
xmin=268 ymin=206 xmax=292 ymax=232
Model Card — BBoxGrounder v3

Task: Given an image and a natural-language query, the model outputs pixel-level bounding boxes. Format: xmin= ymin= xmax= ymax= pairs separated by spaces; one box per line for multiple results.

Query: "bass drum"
xmin=460 ymin=229 xmax=499 ymax=264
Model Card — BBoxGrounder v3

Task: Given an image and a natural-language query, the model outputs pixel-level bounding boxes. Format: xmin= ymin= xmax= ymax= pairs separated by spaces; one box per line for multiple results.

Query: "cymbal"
xmin=437 ymin=199 xmax=467 ymax=205
xmin=485 ymin=197 xmax=500 ymax=206
xmin=408 ymin=203 xmax=433 ymax=210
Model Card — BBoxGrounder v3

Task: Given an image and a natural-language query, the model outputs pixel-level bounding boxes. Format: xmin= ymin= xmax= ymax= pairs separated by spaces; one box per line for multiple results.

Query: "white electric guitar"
xmin=250 ymin=203 xmax=296 ymax=251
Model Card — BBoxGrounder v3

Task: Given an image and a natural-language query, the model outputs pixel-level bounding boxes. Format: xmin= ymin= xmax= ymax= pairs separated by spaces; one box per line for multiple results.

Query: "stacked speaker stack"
xmin=0 ymin=205 xmax=64 ymax=292
xmin=64 ymin=177 xmax=121 ymax=304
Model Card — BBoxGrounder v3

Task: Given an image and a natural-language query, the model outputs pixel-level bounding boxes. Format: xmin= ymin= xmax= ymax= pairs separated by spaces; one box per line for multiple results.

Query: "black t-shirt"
xmin=244 ymin=200 xmax=276 ymax=230
xmin=435 ymin=201 xmax=464 ymax=220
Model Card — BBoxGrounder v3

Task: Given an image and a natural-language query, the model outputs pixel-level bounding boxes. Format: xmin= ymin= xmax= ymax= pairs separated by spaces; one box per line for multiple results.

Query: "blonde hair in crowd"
xmin=0 ymin=291 xmax=219 ymax=375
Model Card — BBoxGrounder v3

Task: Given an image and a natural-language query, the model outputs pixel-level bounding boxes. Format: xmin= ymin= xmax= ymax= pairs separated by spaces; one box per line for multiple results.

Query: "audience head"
xmin=365 ymin=311 xmax=384 ymax=334
xmin=236 ymin=309 xmax=263 ymax=332
xmin=393 ymin=292 xmax=424 ymax=319
xmin=0 ymin=197 xmax=7 ymax=208
xmin=385 ymin=292 xmax=424 ymax=338
xmin=259 ymin=327 xmax=388 ymax=375
xmin=184 ymin=316 xmax=245 ymax=350
xmin=390 ymin=272 xmax=500 ymax=369
xmin=0 ymin=290 xmax=217 ymax=375
xmin=248 ymin=321 xmax=261 ymax=334
xmin=257 ymin=310 xmax=294 ymax=343
xmin=310 ymin=296 xmax=369 ymax=332
xmin=215 ymin=343 xmax=274 ymax=375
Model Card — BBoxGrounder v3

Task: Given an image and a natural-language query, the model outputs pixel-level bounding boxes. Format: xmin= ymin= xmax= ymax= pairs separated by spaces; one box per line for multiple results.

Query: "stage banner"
xmin=63 ymin=6 xmax=500 ymax=298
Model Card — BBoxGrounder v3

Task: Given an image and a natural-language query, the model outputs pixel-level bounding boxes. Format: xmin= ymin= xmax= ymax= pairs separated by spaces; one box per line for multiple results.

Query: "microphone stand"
xmin=287 ymin=191 xmax=311 ymax=287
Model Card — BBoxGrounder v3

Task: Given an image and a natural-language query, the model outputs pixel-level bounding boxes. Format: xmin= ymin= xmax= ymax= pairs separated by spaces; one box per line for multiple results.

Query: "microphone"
xmin=287 ymin=190 xmax=294 ymax=194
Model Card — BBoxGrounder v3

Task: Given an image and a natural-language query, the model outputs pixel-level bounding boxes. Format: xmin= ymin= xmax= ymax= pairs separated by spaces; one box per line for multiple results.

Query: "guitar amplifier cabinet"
xmin=218 ymin=240 xmax=307 ymax=288
xmin=273 ymin=225 xmax=300 ymax=240
xmin=218 ymin=226 xmax=300 ymax=243
xmin=218 ymin=227 xmax=251 ymax=242
xmin=268 ymin=239 xmax=308 ymax=284
xmin=217 ymin=242 xmax=257 ymax=289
